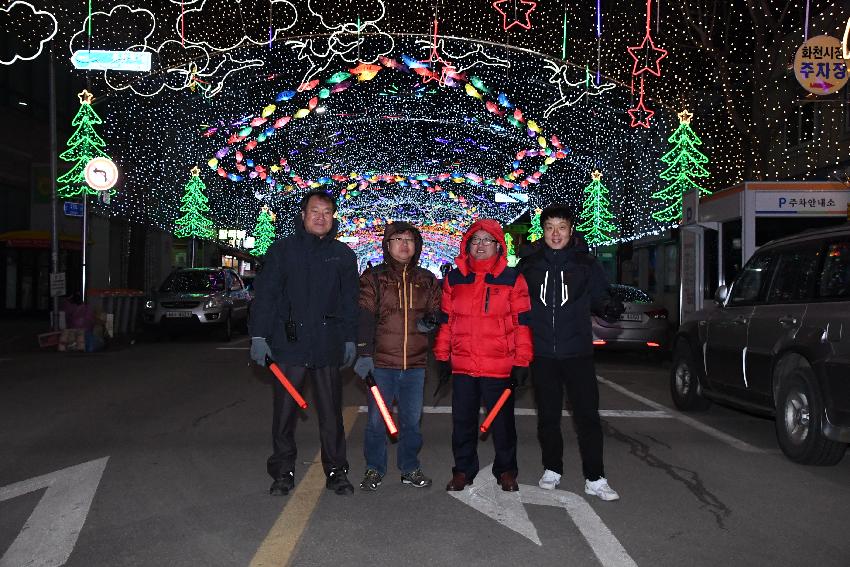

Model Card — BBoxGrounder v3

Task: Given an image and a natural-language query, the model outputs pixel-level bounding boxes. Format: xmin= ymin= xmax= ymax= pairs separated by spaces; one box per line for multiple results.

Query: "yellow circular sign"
xmin=794 ymin=35 xmax=848 ymax=95
xmin=84 ymin=157 xmax=119 ymax=191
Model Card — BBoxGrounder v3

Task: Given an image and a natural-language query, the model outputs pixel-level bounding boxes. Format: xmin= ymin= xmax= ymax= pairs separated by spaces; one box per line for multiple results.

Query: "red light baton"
xmin=366 ymin=373 xmax=398 ymax=436
xmin=480 ymin=388 xmax=513 ymax=433
xmin=265 ymin=356 xmax=308 ymax=409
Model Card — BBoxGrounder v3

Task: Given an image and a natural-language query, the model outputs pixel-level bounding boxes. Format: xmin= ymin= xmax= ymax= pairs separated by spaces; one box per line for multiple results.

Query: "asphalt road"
xmin=1 ymin=334 xmax=849 ymax=567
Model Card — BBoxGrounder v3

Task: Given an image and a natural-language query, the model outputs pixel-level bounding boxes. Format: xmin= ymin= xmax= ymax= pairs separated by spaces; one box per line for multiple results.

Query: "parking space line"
xmin=216 ymin=347 xmax=249 ymax=350
xmin=249 ymin=405 xmax=359 ymax=567
xmin=357 ymin=406 xmax=672 ymax=418
xmin=596 ymin=375 xmax=766 ymax=453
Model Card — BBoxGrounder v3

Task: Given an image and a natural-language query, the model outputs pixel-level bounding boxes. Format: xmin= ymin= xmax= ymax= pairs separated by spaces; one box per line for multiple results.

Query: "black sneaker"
xmin=359 ymin=469 xmax=383 ymax=491
xmin=401 ymin=468 xmax=432 ymax=488
xmin=269 ymin=472 xmax=294 ymax=496
xmin=326 ymin=469 xmax=354 ymax=495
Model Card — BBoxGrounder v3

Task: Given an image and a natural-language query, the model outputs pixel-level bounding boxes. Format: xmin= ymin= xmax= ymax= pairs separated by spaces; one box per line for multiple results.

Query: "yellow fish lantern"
xmin=271 ymin=165 xmax=281 ymax=172
xmin=293 ymin=108 xmax=310 ymax=119
xmin=208 ymin=158 xmax=219 ymax=168
xmin=261 ymin=104 xmax=276 ymax=118
xmin=537 ymin=136 xmax=547 ymax=148
xmin=527 ymin=120 xmax=541 ymax=133
xmin=464 ymin=83 xmax=482 ymax=99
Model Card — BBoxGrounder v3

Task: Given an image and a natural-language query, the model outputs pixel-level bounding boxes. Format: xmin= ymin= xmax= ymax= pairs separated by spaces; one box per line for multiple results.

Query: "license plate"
xmin=166 ymin=311 xmax=192 ymax=318
xmin=619 ymin=313 xmax=642 ymax=322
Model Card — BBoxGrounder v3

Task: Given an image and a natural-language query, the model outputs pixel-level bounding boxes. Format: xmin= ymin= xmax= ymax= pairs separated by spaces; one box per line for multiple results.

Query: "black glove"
xmin=416 ymin=312 xmax=438 ymax=333
xmin=509 ymin=366 xmax=529 ymax=389
xmin=438 ymin=360 xmax=452 ymax=384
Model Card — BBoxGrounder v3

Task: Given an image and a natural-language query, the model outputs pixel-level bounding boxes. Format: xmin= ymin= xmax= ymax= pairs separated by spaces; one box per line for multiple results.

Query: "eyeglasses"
xmin=470 ymin=237 xmax=498 ymax=246
xmin=388 ymin=237 xmax=415 ymax=245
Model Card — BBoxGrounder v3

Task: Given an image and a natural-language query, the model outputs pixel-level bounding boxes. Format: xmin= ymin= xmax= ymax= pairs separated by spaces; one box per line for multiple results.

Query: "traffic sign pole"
xmin=49 ymin=42 xmax=61 ymax=330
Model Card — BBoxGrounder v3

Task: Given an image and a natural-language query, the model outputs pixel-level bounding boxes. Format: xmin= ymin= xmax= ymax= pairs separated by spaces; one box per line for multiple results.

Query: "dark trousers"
xmin=531 ymin=355 xmax=604 ymax=481
xmin=451 ymin=374 xmax=517 ymax=481
xmin=267 ymin=364 xmax=348 ymax=479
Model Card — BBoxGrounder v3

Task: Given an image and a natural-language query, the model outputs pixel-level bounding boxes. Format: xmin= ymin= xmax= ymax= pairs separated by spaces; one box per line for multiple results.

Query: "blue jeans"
xmin=364 ymin=367 xmax=425 ymax=476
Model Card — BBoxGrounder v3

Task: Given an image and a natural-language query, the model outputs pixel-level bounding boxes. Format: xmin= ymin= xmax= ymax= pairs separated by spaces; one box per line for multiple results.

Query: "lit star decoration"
xmin=57 ymin=90 xmax=111 ymax=198
xmin=625 ymin=0 xmax=666 ymax=129
xmin=174 ymin=167 xmax=216 ymax=239
xmin=250 ymin=205 xmax=277 ymax=256
xmin=492 ymin=0 xmax=537 ymax=32
xmin=576 ymin=170 xmax=617 ymax=247
xmin=651 ymin=110 xmax=711 ymax=224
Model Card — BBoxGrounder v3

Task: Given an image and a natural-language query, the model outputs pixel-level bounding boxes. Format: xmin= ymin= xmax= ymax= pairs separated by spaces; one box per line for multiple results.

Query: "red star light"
xmin=627 ymin=33 xmax=668 ymax=77
xmin=492 ymin=0 xmax=537 ymax=32
xmin=627 ymin=100 xmax=655 ymax=128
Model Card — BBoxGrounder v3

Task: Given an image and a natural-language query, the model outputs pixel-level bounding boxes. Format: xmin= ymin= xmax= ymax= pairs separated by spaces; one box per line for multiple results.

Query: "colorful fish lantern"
xmin=276 ymin=91 xmax=296 ymax=101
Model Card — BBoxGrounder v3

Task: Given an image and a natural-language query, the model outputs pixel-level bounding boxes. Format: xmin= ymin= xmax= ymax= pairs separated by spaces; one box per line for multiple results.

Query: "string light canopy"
xmin=2 ymin=0 xmax=843 ymax=250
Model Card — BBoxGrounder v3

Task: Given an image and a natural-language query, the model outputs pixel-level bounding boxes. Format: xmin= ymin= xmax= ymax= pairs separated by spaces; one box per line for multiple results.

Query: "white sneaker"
xmin=584 ymin=477 xmax=620 ymax=501
xmin=538 ymin=469 xmax=561 ymax=490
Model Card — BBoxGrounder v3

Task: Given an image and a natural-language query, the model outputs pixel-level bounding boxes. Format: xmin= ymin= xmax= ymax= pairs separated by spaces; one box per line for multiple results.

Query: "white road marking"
xmin=448 ymin=464 xmax=637 ymax=566
xmin=597 ymin=375 xmax=766 ymax=453
xmin=0 ymin=457 xmax=109 ymax=567
xmin=449 ymin=468 xmax=541 ymax=545
xmin=216 ymin=347 xmax=249 ymax=350
xmin=356 ymin=406 xmax=671 ymax=418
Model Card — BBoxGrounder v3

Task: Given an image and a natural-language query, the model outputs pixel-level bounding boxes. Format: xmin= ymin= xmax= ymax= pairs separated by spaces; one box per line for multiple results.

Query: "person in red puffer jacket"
xmin=434 ymin=218 xmax=533 ymax=492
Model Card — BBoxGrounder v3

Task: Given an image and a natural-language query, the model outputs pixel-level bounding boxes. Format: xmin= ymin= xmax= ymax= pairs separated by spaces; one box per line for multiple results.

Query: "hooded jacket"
xmin=517 ymin=235 xmax=613 ymax=359
xmin=433 ymin=219 xmax=533 ymax=378
xmin=357 ymin=222 xmax=442 ymax=369
xmin=249 ymin=213 xmax=358 ymax=367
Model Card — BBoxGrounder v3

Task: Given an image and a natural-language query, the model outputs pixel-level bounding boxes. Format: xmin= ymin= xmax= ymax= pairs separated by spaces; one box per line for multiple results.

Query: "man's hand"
xmin=342 ymin=341 xmax=357 ymax=368
xmin=509 ymin=366 xmax=529 ymax=389
xmin=353 ymin=356 xmax=374 ymax=380
xmin=250 ymin=337 xmax=272 ymax=366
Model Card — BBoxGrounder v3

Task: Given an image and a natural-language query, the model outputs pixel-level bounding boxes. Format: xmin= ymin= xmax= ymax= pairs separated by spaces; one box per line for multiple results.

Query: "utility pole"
xmin=49 ymin=42 xmax=60 ymax=329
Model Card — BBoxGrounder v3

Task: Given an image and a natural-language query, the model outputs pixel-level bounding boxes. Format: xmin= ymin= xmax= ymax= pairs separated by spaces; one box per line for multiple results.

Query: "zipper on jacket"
xmin=551 ymin=271 xmax=556 ymax=355
xmin=402 ymin=267 xmax=408 ymax=370
xmin=484 ymin=287 xmax=490 ymax=313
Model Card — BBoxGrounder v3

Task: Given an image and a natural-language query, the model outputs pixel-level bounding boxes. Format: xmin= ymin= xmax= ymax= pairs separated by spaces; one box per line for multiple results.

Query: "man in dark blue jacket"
xmin=249 ymin=190 xmax=359 ymax=496
xmin=518 ymin=204 xmax=623 ymax=501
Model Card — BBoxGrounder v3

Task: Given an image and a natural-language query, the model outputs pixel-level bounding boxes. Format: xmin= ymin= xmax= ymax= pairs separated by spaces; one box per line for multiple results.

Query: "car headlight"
xmin=204 ymin=297 xmax=222 ymax=310
xmin=144 ymin=300 xmax=155 ymax=309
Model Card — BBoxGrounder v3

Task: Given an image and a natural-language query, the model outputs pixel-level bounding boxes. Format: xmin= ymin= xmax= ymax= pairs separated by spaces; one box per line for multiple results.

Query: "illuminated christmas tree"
xmin=57 ymin=90 xmax=110 ymax=198
xmin=651 ymin=109 xmax=711 ymax=223
xmin=174 ymin=167 xmax=215 ymax=239
xmin=576 ymin=170 xmax=617 ymax=247
xmin=250 ymin=205 xmax=276 ymax=257
xmin=504 ymin=232 xmax=515 ymax=256
xmin=527 ymin=208 xmax=543 ymax=242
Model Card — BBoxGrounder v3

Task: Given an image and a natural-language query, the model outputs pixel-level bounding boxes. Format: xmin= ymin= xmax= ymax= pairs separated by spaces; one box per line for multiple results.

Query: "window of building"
xmin=722 ymin=219 xmax=742 ymax=287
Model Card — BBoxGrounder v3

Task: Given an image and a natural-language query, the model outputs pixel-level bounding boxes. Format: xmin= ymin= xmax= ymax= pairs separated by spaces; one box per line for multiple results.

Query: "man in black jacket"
xmin=518 ymin=204 xmax=623 ymax=501
xmin=249 ymin=191 xmax=359 ymax=496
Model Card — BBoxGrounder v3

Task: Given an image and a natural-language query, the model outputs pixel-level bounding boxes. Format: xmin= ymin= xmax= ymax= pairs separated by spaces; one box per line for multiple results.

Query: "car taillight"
xmin=593 ymin=339 xmax=607 ymax=346
xmin=646 ymin=308 xmax=668 ymax=319
xmin=646 ymin=342 xmax=661 ymax=348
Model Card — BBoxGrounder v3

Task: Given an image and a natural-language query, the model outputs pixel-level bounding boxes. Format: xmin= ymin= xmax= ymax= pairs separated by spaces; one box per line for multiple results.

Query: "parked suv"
xmin=142 ymin=267 xmax=250 ymax=341
xmin=671 ymin=223 xmax=850 ymax=465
